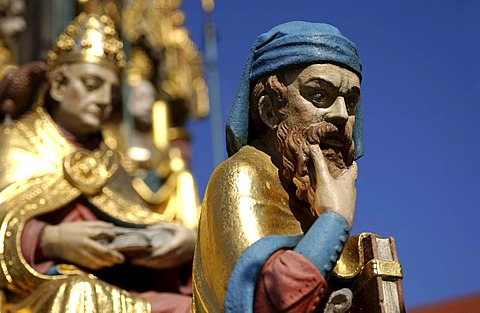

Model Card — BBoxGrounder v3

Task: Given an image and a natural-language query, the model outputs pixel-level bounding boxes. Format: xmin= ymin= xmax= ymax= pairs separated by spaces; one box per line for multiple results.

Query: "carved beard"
xmin=275 ymin=120 xmax=355 ymax=215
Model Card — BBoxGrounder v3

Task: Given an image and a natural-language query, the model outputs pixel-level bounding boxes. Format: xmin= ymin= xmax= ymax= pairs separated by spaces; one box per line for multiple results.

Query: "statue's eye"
xmin=345 ymin=96 xmax=359 ymax=115
xmin=309 ymin=91 xmax=328 ymax=104
xmin=82 ymin=77 xmax=103 ymax=91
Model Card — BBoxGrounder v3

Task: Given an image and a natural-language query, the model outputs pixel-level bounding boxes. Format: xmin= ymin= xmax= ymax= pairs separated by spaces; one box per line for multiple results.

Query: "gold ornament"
xmin=46 ymin=12 xmax=126 ymax=72
xmin=63 ymin=149 xmax=119 ymax=196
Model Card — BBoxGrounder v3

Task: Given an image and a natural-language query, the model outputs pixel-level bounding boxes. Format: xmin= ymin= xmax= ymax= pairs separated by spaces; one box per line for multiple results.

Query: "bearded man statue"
xmin=192 ymin=21 xmax=404 ymax=313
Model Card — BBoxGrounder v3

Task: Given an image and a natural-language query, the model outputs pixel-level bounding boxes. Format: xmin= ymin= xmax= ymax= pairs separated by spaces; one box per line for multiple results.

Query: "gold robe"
xmin=192 ymin=145 xmax=312 ymax=312
xmin=0 ymin=106 xmax=168 ymax=313
xmin=192 ymin=145 xmax=405 ymax=313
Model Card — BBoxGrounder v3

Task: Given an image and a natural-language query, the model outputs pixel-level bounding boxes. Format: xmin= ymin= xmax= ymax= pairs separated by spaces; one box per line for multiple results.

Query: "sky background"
xmin=179 ymin=0 xmax=480 ymax=309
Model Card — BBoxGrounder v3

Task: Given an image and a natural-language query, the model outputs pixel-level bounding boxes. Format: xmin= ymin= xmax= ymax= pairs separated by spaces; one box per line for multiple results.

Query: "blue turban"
xmin=226 ymin=21 xmax=364 ymax=159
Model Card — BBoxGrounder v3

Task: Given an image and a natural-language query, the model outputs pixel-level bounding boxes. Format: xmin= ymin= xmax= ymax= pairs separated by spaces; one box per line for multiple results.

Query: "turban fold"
xmin=226 ymin=21 xmax=364 ymax=159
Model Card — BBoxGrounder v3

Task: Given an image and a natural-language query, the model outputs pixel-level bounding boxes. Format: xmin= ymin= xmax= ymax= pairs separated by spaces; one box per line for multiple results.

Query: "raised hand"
xmin=309 ymin=145 xmax=357 ymax=227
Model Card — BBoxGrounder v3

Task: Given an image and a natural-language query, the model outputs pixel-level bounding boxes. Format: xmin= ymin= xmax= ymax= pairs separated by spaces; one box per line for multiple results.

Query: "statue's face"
xmin=284 ymin=63 xmax=360 ymax=139
xmin=127 ymin=79 xmax=156 ymax=126
xmin=274 ymin=64 xmax=361 ymax=206
xmin=51 ymin=62 xmax=119 ymax=137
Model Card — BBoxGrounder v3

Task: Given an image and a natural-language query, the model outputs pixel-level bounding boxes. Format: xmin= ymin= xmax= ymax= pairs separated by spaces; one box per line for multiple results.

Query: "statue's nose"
xmin=324 ymin=96 xmax=348 ymax=126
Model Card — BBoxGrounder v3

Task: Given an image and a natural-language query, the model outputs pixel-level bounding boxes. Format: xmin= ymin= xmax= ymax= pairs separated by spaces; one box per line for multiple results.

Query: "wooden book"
xmin=349 ymin=233 xmax=406 ymax=313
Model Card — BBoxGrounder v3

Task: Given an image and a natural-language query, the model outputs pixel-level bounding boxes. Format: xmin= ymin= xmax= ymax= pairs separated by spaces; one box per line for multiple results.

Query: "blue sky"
xmin=180 ymin=1 xmax=480 ymax=309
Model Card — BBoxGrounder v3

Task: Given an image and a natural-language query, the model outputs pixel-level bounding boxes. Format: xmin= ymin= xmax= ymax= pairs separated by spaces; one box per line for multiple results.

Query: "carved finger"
xmin=151 ymin=239 xmax=180 ymax=258
xmin=309 ymin=144 xmax=331 ymax=183
xmin=339 ymin=160 xmax=358 ymax=182
xmin=77 ymin=249 xmax=114 ymax=270
xmin=86 ymin=240 xmax=125 ymax=265
xmin=349 ymin=161 xmax=358 ymax=181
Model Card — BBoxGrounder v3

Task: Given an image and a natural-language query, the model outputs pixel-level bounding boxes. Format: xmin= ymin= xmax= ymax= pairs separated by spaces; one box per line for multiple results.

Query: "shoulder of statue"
xmin=204 ymin=145 xmax=286 ymax=213
xmin=1 ymin=106 xmax=71 ymax=149
xmin=0 ymin=106 xmax=76 ymax=192
xmin=0 ymin=106 xmax=75 ymax=162
xmin=206 ymin=146 xmax=276 ymax=194
xmin=211 ymin=145 xmax=276 ymax=179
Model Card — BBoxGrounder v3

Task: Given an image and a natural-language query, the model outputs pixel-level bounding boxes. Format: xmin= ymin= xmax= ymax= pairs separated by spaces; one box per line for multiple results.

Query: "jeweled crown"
xmin=47 ymin=13 xmax=126 ymax=72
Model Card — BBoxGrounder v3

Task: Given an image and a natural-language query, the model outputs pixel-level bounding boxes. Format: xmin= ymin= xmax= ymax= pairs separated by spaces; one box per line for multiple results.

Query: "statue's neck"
xmin=251 ymin=131 xmax=283 ymax=169
xmin=49 ymin=108 xmax=102 ymax=150
xmin=55 ymin=120 xmax=102 ymax=150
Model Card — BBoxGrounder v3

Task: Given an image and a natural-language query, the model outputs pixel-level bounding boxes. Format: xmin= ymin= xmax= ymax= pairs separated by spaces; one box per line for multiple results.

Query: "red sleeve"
xmin=254 ymin=249 xmax=327 ymax=313
xmin=21 ymin=219 xmax=54 ymax=274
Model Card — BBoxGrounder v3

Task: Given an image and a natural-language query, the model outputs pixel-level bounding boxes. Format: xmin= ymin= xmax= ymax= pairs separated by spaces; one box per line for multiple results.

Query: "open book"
xmin=97 ymin=226 xmax=173 ymax=258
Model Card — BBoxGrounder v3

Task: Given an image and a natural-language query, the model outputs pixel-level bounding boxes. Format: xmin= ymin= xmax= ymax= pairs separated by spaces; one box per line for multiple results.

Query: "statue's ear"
xmin=258 ymin=95 xmax=280 ymax=129
xmin=49 ymin=71 xmax=66 ymax=102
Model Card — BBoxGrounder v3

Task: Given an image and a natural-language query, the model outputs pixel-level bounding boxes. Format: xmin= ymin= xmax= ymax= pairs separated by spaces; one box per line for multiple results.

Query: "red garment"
xmin=19 ymin=126 xmax=192 ymax=313
xmin=21 ymin=202 xmax=97 ymax=273
xmin=254 ymin=249 xmax=327 ymax=313
xmin=134 ymin=292 xmax=191 ymax=313
xmin=20 ymin=202 xmax=192 ymax=313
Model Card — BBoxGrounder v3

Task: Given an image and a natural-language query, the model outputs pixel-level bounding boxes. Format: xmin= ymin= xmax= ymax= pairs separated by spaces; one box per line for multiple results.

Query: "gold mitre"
xmin=46 ymin=12 xmax=126 ymax=72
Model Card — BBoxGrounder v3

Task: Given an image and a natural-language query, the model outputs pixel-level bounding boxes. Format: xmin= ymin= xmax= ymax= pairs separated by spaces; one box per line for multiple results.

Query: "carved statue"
xmin=0 ymin=12 xmax=195 ymax=313
xmin=0 ymin=0 xmax=206 ymax=230
xmin=192 ymin=21 xmax=405 ymax=313
xmin=89 ymin=0 xmax=207 ymax=230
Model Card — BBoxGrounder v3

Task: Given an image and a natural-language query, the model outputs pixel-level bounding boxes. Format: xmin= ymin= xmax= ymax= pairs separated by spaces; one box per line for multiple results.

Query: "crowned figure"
xmin=0 ymin=12 xmax=194 ymax=313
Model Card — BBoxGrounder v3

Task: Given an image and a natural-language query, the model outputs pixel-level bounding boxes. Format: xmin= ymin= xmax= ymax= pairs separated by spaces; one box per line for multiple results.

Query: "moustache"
xmin=304 ymin=122 xmax=354 ymax=162
xmin=277 ymin=120 xmax=355 ymax=168
xmin=304 ymin=122 xmax=350 ymax=146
